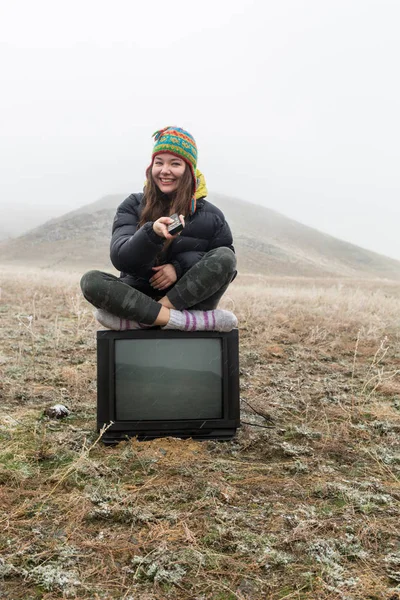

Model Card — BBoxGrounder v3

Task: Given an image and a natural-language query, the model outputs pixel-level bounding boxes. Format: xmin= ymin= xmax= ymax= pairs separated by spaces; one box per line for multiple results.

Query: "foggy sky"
xmin=1 ymin=0 xmax=399 ymax=260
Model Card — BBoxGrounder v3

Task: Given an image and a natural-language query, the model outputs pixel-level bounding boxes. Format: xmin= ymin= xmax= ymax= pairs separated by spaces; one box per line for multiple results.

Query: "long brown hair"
xmin=139 ymin=162 xmax=194 ymax=227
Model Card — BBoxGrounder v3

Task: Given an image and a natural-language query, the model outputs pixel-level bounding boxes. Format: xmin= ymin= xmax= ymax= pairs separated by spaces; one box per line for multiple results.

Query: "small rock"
xmin=43 ymin=404 xmax=70 ymax=419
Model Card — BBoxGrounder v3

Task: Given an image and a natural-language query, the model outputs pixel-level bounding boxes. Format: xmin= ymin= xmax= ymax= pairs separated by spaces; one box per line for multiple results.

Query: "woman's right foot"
xmin=94 ymin=309 xmax=141 ymax=330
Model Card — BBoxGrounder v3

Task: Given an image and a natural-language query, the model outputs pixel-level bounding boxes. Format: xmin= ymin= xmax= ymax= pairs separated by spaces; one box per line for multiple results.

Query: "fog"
xmin=1 ymin=0 xmax=399 ymax=259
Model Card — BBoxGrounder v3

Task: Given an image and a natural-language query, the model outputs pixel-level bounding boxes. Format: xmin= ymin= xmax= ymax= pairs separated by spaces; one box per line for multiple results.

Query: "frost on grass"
xmin=29 ymin=564 xmax=81 ymax=593
xmin=128 ymin=546 xmax=204 ymax=584
xmin=87 ymin=502 xmax=155 ymax=523
xmin=0 ymin=557 xmax=80 ymax=596
xmin=87 ymin=487 xmax=155 ymax=523
xmin=233 ymin=529 xmax=276 ymax=556
xmin=313 ymin=480 xmax=395 ymax=510
xmin=0 ymin=558 xmax=21 ymax=578
xmin=385 ymin=551 xmax=400 ymax=583
xmin=373 ymin=445 xmax=400 ymax=466
xmin=290 ymin=424 xmax=322 ymax=440
xmin=371 ymin=419 xmax=400 ymax=435
xmin=202 ymin=503 xmax=275 ymax=557
xmin=288 ymin=459 xmax=309 ymax=474
xmin=308 ymin=539 xmax=359 ymax=589
xmin=280 ymin=441 xmax=312 ymax=457
xmin=307 ymin=533 xmax=368 ymax=590
xmin=262 ymin=547 xmax=295 ymax=570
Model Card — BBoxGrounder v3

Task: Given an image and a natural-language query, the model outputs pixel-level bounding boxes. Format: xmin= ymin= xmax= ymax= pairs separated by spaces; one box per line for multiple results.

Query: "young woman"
xmin=80 ymin=126 xmax=238 ymax=332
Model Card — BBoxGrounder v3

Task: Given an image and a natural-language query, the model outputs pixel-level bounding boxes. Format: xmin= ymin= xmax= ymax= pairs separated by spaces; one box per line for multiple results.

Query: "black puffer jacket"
xmin=110 ymin=193 xmax=235 ymax=286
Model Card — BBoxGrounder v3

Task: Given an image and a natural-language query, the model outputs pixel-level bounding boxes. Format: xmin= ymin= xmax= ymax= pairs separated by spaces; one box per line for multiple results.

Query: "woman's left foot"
xmin=163 ymin=309 xmax=238 ymax=332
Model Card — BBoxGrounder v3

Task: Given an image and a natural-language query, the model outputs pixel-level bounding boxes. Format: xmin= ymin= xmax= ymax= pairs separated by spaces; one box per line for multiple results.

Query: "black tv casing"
xmin=97 ymin=328 xmax=240 ymax=444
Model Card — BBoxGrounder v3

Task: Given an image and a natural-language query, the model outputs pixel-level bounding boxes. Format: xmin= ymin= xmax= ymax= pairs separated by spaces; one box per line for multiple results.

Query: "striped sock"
xmin=163 ymin=309 xmax=238 ymax=332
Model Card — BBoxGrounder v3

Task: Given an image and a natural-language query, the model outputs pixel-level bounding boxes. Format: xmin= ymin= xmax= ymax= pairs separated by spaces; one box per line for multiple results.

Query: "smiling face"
xmin=151 ymin=153 xmax=187 ymax=195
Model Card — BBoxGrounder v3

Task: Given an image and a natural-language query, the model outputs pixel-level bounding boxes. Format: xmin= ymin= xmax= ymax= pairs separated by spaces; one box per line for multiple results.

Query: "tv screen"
xmin=97 ymin=329 xmax=240 ymax=442
xmin=115 ymin=338 xmax=222 ymax=420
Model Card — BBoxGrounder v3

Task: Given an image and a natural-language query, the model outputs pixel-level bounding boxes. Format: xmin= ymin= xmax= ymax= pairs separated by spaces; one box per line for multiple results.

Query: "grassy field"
xmin=1 ymin=265 xmax=400 ymax=600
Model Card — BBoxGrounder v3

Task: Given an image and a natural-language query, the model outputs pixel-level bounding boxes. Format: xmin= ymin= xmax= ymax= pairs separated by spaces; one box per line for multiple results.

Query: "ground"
xmin=0 ymin=266 xmax=399 ymax=600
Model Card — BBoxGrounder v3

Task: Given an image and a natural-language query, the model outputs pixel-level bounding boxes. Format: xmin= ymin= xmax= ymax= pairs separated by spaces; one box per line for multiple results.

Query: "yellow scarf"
xmin=195 ymin=169 xmax=208 ymax=199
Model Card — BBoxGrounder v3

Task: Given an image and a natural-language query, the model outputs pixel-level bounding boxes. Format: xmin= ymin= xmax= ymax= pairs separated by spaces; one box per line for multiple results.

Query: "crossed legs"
xmin=80 ymin=248 xmax=237 ymax=331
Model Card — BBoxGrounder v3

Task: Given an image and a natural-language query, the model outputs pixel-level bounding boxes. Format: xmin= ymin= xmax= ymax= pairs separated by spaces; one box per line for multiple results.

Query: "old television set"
xmin=97 ymin=328 xmax=240 ymax=444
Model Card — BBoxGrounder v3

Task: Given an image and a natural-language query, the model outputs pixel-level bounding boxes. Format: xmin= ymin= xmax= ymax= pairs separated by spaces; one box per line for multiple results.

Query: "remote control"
xmin=167 ymin=213 xmax=184 ymax=235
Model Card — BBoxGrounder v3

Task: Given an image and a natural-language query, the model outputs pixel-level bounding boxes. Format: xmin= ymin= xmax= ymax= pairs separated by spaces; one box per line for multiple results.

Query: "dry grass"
xmin=1 ymin=265 xmax=400 ymax=599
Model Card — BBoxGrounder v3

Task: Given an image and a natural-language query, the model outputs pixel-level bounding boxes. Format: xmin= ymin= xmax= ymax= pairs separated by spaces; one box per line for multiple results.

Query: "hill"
xmin=0 ymin=192 xmax=399 ymax=279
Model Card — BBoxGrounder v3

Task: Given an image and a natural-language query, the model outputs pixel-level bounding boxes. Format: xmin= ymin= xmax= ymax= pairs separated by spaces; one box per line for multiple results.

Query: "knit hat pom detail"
xmin=152 ymin=127 xmax=171 ymax=142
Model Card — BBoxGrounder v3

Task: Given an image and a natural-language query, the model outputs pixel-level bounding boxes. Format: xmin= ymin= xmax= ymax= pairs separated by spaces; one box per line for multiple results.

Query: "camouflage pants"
xmin=80 ymin=247 xmax=237 ymax=325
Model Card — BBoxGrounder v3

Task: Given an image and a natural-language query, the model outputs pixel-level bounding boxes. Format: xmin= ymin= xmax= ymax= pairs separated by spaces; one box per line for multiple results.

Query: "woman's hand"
xmin=150 ymin=264 xmax=178 ymax=290
xmin=153 ymin=215 xmax=185 ymax=239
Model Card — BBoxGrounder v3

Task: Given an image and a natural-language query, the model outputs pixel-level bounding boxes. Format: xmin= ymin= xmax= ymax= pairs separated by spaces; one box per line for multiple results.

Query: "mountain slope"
xmin=0 ymin=192 xmax=399 ymax=279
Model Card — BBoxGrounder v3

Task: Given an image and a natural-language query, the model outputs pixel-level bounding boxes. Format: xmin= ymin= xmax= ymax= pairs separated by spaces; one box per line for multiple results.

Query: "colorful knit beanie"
xmin=148 ymin=126 xmax=198 ymax=213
